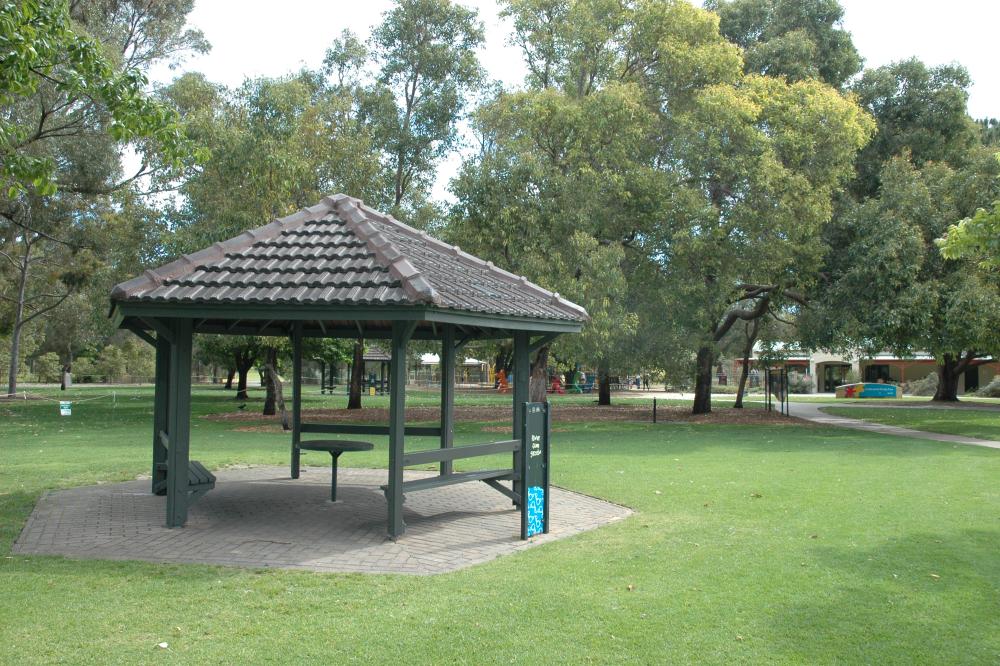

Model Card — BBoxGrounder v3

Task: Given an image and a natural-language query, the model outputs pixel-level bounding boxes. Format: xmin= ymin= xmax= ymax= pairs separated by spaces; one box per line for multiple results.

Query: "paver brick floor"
xmin=13 ymin=466 xmax=631 ymax=574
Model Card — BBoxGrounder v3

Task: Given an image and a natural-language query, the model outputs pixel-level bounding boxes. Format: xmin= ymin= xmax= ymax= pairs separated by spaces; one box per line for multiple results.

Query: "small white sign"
xmin=59 ymin=401 xmax=72 ymax=416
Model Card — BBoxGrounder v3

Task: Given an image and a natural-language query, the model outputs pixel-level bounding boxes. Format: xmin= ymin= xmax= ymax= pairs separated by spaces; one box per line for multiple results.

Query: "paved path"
xmin=790 ymin=402 xmax=1000 ymax=450
xmin=13 ymin=466 xmax=631 ymax=575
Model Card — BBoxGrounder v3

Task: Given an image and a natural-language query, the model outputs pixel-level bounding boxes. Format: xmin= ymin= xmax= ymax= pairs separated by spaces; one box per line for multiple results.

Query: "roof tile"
xmin=111 ymin=195 xmax=587 ymax=322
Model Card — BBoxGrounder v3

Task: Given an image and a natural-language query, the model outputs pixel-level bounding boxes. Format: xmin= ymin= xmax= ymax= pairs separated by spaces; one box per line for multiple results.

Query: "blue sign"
xmin=520 ymin=402 xmax=550 ymax=539
xmin=526 ymin=486 xmax=545 ymax=537
xmin=860 ymin=383 xmax=898 ymax=398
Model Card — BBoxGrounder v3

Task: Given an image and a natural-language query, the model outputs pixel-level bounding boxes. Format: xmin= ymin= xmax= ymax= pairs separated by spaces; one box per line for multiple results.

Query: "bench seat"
xmin=152 ymin=459 xmax=216 ymax=499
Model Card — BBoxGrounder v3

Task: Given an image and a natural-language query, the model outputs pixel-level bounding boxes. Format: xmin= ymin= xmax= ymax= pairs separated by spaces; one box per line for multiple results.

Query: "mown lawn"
xmin=1 ymin=386 xmax=998 ymax=664
xmin=822 ymin=406 xmax=1000 ymax=441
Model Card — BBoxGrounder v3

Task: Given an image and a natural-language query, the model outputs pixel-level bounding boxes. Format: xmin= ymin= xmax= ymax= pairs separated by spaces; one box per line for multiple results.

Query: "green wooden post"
xmin=387 ymin=321 xmax=414 ymax=539
xmin=165 ymin=318 xmax=193 ymax=528
xmin=151 ymin=334 xmax=171 ymax=495
xmin=291 ymin=322 xmax=303 ymax=479
xmin=440 ymin=324 xmax=456 ymax=475
xmin=512 ymin=330 xmax=530 ymax=501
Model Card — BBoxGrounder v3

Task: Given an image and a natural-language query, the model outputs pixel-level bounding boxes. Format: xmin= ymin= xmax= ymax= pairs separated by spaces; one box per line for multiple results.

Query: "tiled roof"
xmin=363 ymin=345 xmax=391 ymax=362
xmin=111 ymin=194 xmax=588 ymax=323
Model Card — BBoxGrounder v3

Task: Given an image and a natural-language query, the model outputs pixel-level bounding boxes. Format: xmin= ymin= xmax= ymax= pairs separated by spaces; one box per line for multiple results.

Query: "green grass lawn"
xmin=823 ymin=406 xmax=1000 ymax=441
xmin=1 ymin=386 xmax=998 ymax=664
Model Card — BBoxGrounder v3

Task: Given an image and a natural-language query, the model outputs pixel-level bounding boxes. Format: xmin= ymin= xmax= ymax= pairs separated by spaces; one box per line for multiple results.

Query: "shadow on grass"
xmin=553 ymin=423 xmax=998 ymax=460
xmin=763 ymin=529 xmax=1000 ymax=663
xmin=0 ymin=490 xmax=44 ymax=553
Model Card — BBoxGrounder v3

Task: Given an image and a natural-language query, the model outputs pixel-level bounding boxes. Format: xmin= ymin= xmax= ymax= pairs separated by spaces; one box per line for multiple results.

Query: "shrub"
xmin=71 ymin=357 xmax=98 ymax=383
xmin=33 ymin=352 xmax=62 ymax=383
xmin=94 ymin=345 xmax=128 ymax=383
xmin=788 ymin=372 xmax=815 ymax=394
xmin=904 ymin=372 xmax=938 ymax=396
xmin=711 ymin=383 xmax=738 ymax=394
xmin=974 ymin=375 xmax=1000 ymax=398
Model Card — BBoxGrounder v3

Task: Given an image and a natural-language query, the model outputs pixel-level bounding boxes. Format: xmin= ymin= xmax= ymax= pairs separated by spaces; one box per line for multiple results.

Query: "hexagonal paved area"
xmin=13 ymin=466 xmax=631 ymax=574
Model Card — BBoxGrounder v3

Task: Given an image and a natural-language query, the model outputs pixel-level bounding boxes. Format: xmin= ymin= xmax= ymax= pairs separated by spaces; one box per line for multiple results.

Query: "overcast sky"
xmin=149 ymin=0 xmax=1000 ymax=200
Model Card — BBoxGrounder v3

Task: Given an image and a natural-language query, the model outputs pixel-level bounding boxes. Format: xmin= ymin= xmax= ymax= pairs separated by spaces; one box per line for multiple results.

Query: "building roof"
xmin=363 ymin=345 xmax=391 ymax=362
xmin=111 ymin=194 xmax=587 ymax=325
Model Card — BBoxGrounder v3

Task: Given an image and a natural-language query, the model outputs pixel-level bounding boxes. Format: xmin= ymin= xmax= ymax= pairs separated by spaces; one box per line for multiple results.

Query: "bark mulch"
xmin=210 ymin=403 xmax=809 ymax=433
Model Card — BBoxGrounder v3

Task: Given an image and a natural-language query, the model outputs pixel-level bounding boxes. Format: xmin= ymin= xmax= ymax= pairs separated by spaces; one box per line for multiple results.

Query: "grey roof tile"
xmin=111 ymin=194 xmax=587 ymax=322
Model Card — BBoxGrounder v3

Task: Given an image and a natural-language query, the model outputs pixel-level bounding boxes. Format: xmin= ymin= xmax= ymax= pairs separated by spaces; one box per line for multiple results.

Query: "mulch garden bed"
xmin=209 ymin=403 xmax=809 ymax=432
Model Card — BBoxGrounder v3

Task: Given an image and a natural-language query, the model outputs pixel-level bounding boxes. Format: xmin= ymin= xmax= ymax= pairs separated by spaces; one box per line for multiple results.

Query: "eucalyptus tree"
xmin=340 ymin=0 xmax=485 ymax=217
xmin=802 ymin=154 xmax=1000 ymax=401
xmin=706 ymin=0 xmax=861 ymax=89
xmin=165 ymin=70 xmax=392 ymax=411
xmin=801 ymin=60 xmax=996 ymax=401
xmin=453 ymin=0 xmax=873 ymax=413
xmin=0 ymin=0 xmax=205 ymax=396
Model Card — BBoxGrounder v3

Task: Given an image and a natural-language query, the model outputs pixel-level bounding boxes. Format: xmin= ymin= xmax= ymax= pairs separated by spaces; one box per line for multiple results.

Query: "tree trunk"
xmin=529 ymin=345 xmax=549 ymax=403
xmin=225 ymin=367 xmax=235 ymax=390
xmin=348 ymin=340 xmax=363 ymax=409
xmin=597 ymin=357 xmax=611 ymax=406
xmin=734 ymin=320 xmax=760 ymax=409
xmin=234 ymin=349 xmax=256 ymax=401
xmin=692 ymin=345 xmax=715 ymax=415
xmin=261 ymin=347 xmax=289 ymax=428
xmin=5 ymin=249 xmax=30 ymax=397
xmin=932 ymin=355 xmax=962 ymax=402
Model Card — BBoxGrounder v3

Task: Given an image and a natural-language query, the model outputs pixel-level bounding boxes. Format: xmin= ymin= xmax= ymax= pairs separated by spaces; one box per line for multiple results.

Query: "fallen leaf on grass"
xmin=929 ymin=573 xmax=941 ymax=580
xmin=750 ymin=492 xmax=763 ymax=499
xmin=736 ymin=635 xmax=745 ymax=642
xmin=156 ymin=642 xmax=169 ymax=649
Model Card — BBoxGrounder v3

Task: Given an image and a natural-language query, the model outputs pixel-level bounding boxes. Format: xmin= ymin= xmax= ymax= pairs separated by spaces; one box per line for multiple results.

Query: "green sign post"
xmin=520 ymin=402 xmax=550 ymax=539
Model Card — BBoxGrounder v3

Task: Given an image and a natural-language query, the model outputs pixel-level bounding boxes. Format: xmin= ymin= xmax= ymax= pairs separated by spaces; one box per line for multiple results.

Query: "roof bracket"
xmin=126 ymin=324 xmax=157 ymax=347
xmin=141 ymin=318 xmax=174 ymax=344
xmin=528 ymin=333 xmax=560 ymax=354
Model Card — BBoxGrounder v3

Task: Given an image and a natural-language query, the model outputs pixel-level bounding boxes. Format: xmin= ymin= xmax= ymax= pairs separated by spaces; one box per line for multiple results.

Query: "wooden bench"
xmin=153 ymin=432 xmax=216 ymax=501
xmin=297 ymin=439 xmax=374 ymax=501
xmin=378 ymin=439 xmax=522 ymax=504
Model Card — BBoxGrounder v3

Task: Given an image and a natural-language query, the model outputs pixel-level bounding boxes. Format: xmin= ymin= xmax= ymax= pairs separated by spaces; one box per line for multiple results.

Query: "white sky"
xmin=149 ymin=0 xmax=1000 ymax=201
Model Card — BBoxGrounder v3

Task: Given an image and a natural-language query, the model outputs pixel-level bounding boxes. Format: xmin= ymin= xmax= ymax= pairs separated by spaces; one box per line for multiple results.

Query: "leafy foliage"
xmin=707 ymin=0 xmax=861 ymax=88
xmin=0 ymin=0 xmax=200 ymax=196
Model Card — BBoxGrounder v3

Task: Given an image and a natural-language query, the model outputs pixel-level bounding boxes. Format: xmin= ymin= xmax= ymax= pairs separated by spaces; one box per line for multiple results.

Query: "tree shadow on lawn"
xmin=554 ymin=423 xmax=1000 ymax=460
xmin=760 ymin=529 xmax=1000 ymax=663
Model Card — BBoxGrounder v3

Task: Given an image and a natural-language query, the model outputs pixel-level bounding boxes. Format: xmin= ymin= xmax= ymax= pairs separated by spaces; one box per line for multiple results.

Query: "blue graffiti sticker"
xmin=526 ymin=485 xmax=545 ymax=537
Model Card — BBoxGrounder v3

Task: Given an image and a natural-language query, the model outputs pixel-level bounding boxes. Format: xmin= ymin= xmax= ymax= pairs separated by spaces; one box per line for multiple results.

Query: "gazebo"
xmin=110 ymin=194 xmax=586 ymax=538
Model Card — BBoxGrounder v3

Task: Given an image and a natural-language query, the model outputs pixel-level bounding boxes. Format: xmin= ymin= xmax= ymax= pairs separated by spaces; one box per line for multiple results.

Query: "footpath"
xmin=790 ymin=402 xmax=1000 ymax=450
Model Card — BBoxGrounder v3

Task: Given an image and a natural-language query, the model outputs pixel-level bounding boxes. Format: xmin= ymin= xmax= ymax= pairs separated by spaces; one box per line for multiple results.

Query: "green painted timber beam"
xmin=440 ymin=324 xmax=456 ymax=475
xmin=113 ymin=302 xmax=583 ymax=335
xmin=291 ymin=322 xmax=303 ymax=479
xmin=387 ymin=320 xmax=417 ymax=539
xmin=165 ymin=318 xmax=192 ymax=528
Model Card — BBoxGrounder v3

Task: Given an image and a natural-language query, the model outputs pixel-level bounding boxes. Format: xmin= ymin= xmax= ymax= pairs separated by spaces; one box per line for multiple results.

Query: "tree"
xmin=0 ymin=0 xmax=205 ymax=396
xmin=801 ymin=59 xmax=996 ymax=402
xmin=164 ymin=70 xmax=390 ymax=412
xmin=707 ymin=0 xmax=862 ymax=89
xmin=360 ymin=0 xmax=485 ymax=213
xmin=850 ymin=59 xmax=977 ymax=198
xmin=939 ymin=195 xmax=1000 ymax=269
xmin=802 ymin=154 xmax=1000 ymax=401
xmin=449 ymin=83 xmax=659 ymax=404
xmin=457 ymin=0 xmax=872 ymax=414
xmin=650 ymin=75 xmax=873 ymax=413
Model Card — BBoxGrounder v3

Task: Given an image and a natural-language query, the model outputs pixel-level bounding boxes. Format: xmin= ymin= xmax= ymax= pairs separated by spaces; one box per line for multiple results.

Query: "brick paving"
xmin=13 ymin=466 xmax=631 ymax=574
